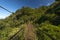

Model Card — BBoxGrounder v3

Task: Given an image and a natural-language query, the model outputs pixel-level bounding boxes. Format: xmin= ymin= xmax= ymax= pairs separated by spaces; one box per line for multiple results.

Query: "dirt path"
xmin=24 ymin=22 xmax=36 ymax=40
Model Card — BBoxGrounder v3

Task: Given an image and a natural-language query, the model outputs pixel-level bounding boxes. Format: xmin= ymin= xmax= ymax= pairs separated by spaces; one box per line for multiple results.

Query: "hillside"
xmin=0 ymin=0 xmax=60 ymax=40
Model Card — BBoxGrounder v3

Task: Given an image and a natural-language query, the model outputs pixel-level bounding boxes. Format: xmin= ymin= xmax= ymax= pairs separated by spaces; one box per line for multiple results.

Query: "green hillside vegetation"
xmin=0 ymin=0 xmax=60 ymax=40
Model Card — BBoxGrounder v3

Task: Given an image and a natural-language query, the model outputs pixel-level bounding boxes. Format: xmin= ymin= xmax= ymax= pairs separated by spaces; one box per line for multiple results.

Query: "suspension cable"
xmin=0 ymin=5 xmax=12 ymax=13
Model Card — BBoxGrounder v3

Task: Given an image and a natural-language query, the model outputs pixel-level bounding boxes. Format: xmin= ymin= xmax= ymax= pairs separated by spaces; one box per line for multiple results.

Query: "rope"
xmin=9 ymin=28 xmax=24 ymax=40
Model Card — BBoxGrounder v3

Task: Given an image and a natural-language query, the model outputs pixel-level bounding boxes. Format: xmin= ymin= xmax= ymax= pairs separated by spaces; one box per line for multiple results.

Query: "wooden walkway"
xmin=24 ymin=23 xmax=36 ymax=40
xmin=9 ymin=23 xmax=36 ymax=40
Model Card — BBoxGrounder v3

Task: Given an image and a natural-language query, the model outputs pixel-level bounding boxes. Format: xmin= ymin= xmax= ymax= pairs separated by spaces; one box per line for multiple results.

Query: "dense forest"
xmin=0 ymin=0 xmax=60 ymax=40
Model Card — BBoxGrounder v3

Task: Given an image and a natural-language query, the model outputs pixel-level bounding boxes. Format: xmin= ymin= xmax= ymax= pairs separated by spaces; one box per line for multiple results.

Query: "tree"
xmin=55 ymin=0 xmax=60 ymax=1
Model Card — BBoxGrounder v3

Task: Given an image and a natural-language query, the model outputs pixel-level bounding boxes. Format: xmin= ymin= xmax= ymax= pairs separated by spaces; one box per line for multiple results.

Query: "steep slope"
xmin=0 ymin=0 xmax=60 ymax=40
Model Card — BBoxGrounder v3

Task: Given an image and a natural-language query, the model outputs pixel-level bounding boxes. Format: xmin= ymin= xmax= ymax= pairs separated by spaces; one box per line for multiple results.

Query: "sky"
xmin=0 ymin=0 xmax=55 ymax=19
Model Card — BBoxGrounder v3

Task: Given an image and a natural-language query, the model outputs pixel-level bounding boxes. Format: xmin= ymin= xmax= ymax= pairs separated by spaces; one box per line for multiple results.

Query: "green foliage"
xmin=55 ymin=0 xmax=60 ymax=1
xmin=0 ymin=0 xmax=60 ymax=40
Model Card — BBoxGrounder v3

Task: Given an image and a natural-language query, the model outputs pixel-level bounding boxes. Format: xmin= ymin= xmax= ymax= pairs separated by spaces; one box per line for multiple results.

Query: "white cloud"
xmin=0 ymin=8 xmax=12 ymax=19
xmin=47 ymin=3 xmax=50 ymax=5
